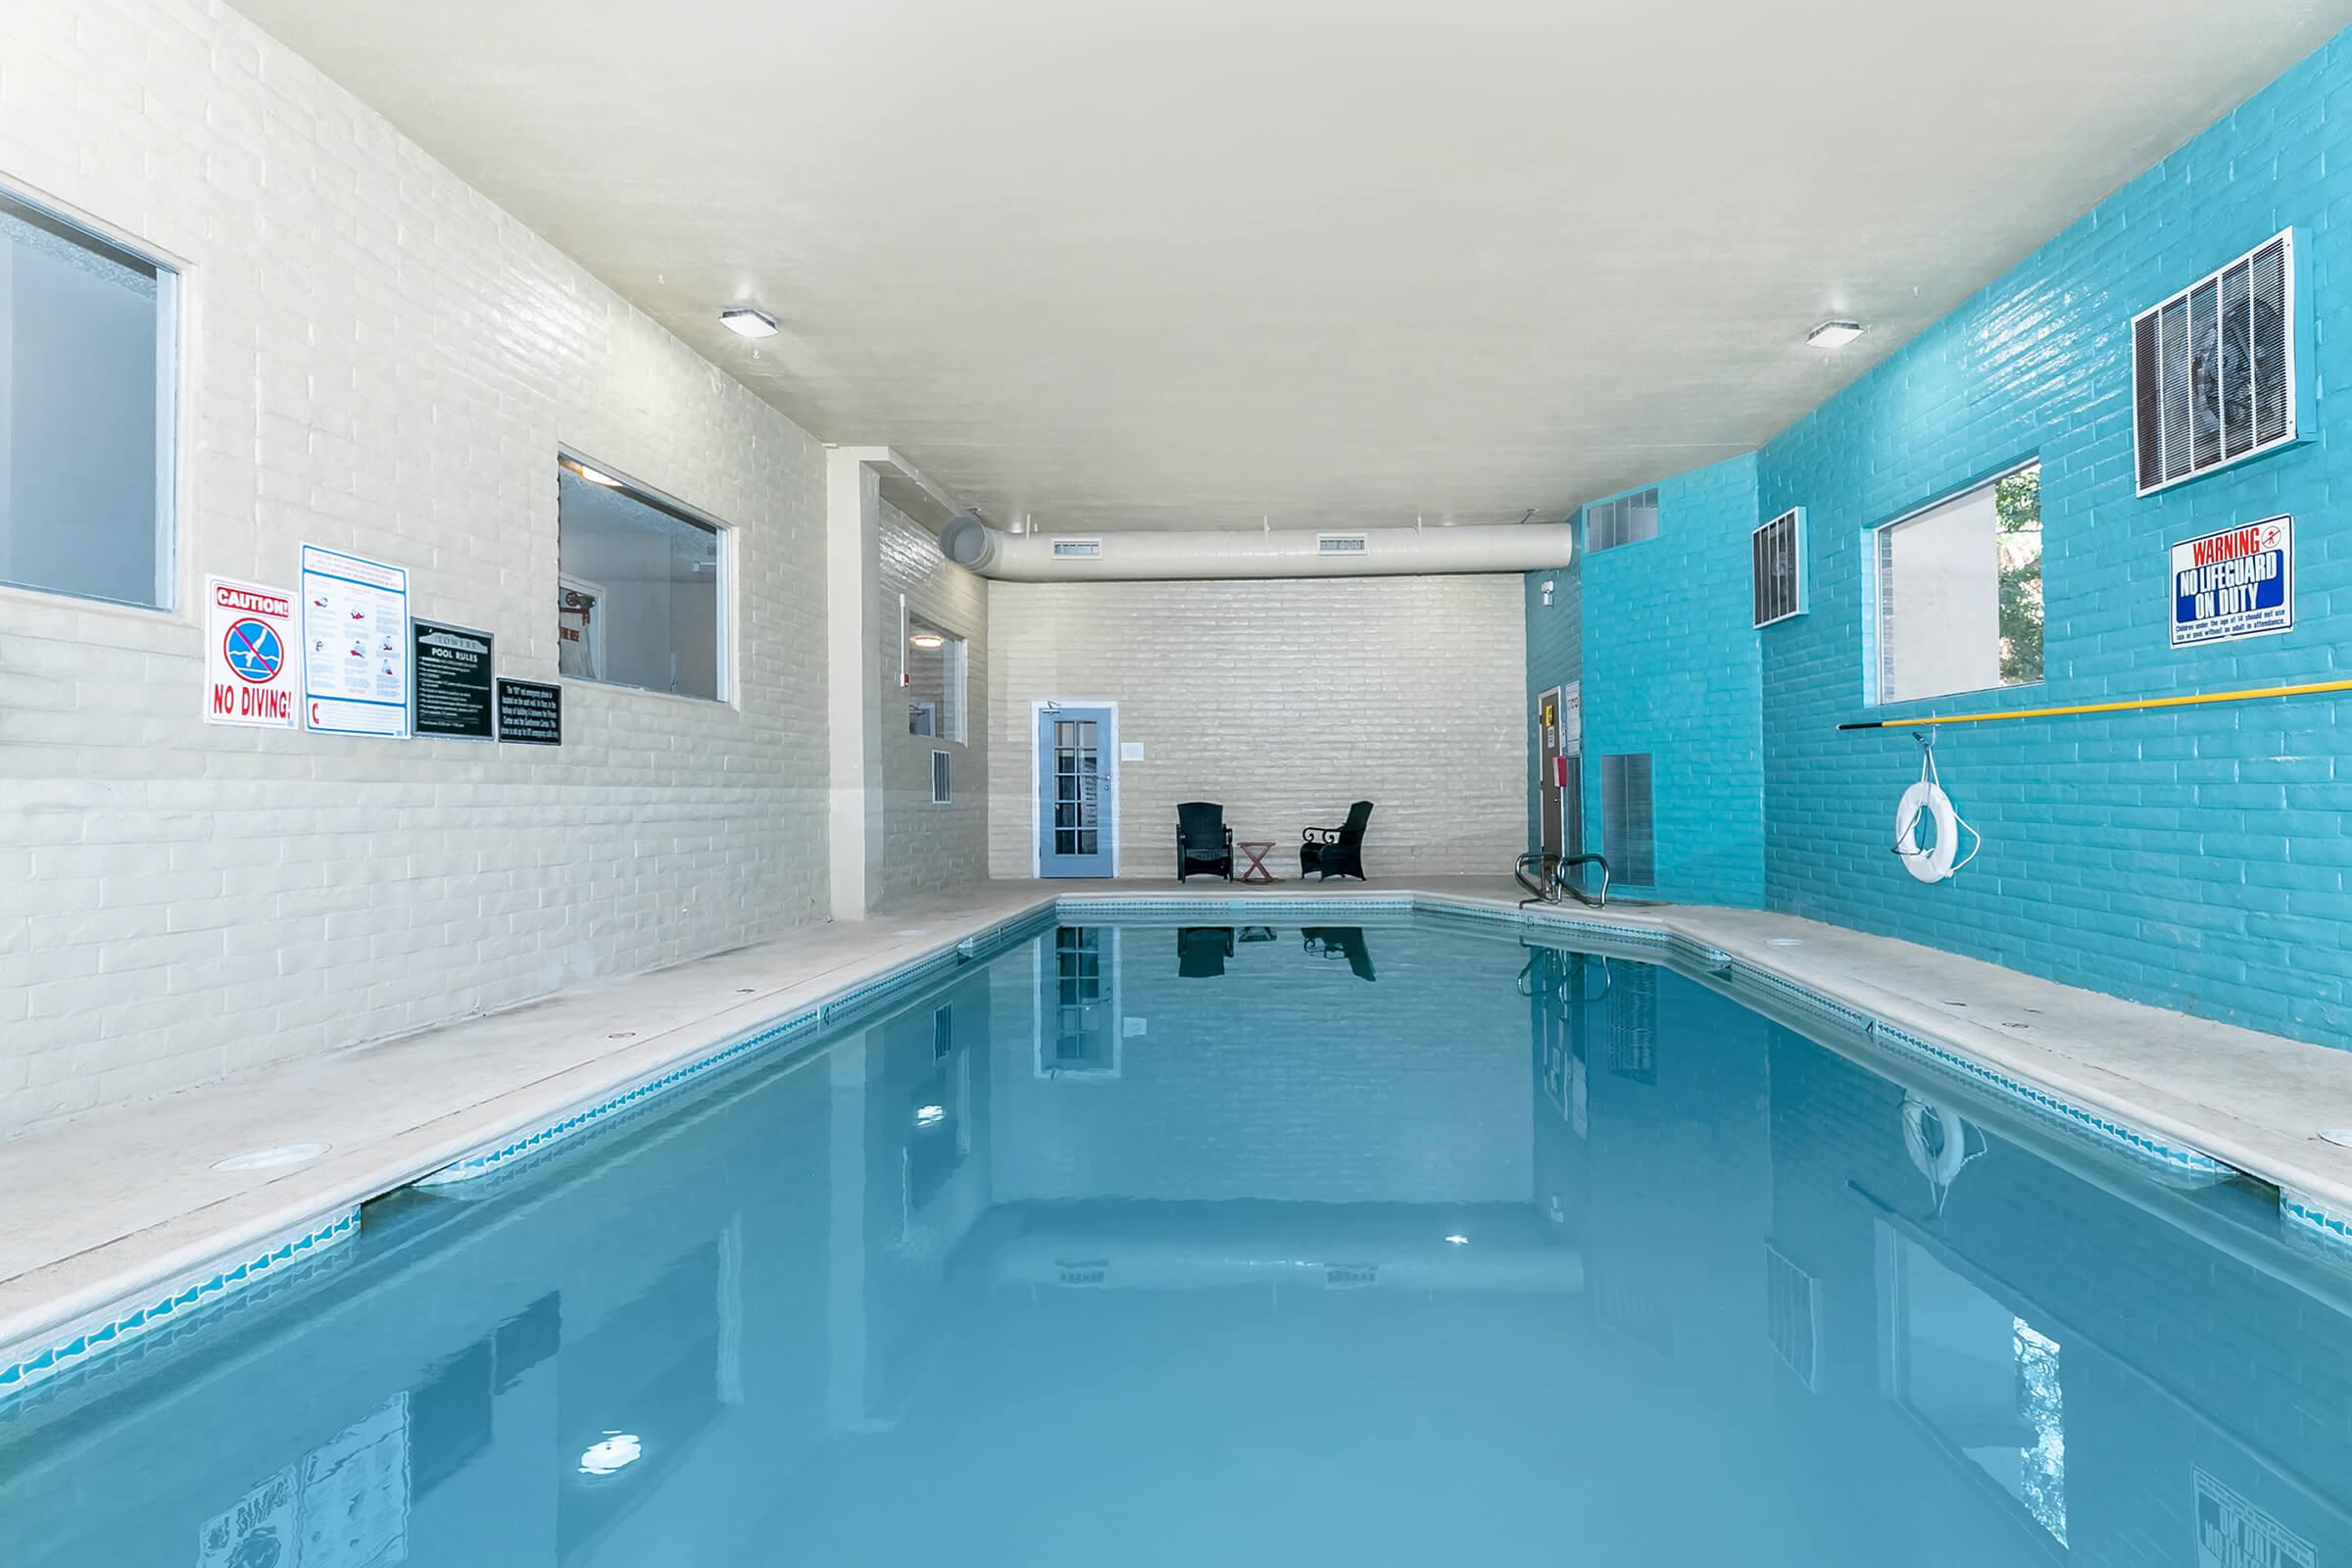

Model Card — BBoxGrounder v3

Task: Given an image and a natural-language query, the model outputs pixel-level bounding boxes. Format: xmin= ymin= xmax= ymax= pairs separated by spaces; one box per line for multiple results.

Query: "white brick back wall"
xmin=0 ymin=0 xmax=833 ymax=1132
xmin=985 ymin=576 xmax=1525 ymax=880
xmin=874 ymin=505 xmax=988 ymax=905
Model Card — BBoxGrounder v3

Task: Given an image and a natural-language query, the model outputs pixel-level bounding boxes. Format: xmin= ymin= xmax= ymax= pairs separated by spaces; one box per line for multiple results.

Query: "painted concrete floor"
xmin=8 ymin=874 xmax=2352 ymax=1369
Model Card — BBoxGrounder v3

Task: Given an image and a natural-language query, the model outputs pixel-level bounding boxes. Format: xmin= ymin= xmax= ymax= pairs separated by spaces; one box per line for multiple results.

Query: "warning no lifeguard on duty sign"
xmin=203 ymin=576 xmax=297 ymax=728
xmin=2172 ymin=514 xmax=2293 ymax=648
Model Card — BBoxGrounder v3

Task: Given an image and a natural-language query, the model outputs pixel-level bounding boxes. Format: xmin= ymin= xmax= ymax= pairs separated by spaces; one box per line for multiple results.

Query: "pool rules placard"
xmin=412 ymin=621 xmax=494 ymax=740
xmin=2172 ymin=515 xmax=2292 ymax=647
xmin=203 ymin=576 xmax=297 ymax=729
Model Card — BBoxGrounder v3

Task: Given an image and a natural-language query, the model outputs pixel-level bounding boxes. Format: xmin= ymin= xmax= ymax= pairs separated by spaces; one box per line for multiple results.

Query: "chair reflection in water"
xmin=1302 ymin=926 xmax=1376 ymax=982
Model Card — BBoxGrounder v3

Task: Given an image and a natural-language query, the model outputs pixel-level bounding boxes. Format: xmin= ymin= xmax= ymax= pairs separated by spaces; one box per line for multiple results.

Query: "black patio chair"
xmin=1176 ymin=801 xmax=1234 ymax=881
xmin=1299 ymin=801 xmax=1373 ymax=881
xmin=1178 ymin=926 xmax=1236 ymax=978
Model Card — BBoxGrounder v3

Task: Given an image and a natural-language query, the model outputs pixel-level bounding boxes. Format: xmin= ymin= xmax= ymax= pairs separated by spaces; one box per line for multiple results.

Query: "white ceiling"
xmin=239 ymin=0 xmax=2351 ymax=531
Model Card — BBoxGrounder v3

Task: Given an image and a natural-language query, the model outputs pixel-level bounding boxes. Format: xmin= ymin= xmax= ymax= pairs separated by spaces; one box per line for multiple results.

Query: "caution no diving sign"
xmin=204 ymin=576 xmax=297 ymax=729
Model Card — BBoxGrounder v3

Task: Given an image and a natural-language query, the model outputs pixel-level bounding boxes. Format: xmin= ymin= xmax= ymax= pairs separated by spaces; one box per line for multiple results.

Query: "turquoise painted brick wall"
xmin=1755 ymin=32 xmax=2352 ymax=1044
xmin=1526 ymin=456 xmax=1767 ymax=906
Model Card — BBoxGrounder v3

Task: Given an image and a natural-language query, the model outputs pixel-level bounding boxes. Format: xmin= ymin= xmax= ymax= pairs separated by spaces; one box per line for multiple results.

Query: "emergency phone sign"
xmin=203 ymin=577 xmax=297 ymax=728
xmin=2172 ymin=515 xmax=2293 ymax=647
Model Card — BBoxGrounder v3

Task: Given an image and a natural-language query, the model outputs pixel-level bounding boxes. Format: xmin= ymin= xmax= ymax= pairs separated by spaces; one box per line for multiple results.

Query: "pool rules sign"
xmin=2172 ymin=514 xmax=2293 ymax=647
xmin=203 ymin=577 xmax=297 ymax=728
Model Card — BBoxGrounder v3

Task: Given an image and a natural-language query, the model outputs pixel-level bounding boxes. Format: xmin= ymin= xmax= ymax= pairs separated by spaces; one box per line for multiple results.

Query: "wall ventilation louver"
xmin=1600 ymin=753 xmax=1655 ymax=886
xmin=1751 ymin=508 xmax=1806 ymax=627
xmin=2132 ymin=228 xmax=2298 ymax=495
xmin=1050 ymin=538 xmax=1102 ymax=558
xmin=930 ymin=749 xmax=952 ymax=805
xmin=1584 ymin=488 xmax=1659 ymax=553
xmin=1316 ymin=533 xmax=1369 ymax=555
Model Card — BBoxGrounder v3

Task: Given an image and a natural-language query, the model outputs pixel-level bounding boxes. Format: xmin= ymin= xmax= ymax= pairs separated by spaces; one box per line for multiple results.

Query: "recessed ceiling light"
xmin=720 ymin=307 xmax=778 ymax=339
xmin=1807 ymin=318 xmax=1864 ymax=349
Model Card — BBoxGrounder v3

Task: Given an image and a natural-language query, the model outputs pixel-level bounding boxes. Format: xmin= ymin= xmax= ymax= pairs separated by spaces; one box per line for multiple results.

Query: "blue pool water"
xmin=3 ymin=913 xmax=2347 ymax=1566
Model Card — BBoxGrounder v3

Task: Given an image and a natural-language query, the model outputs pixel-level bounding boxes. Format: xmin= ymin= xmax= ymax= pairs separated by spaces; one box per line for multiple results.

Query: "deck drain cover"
xmin=212 ymin=1143 xmax=329 ymax=1172
xmin=893 ymin=928 xmax=928 ymax=937
xmin=1765 ymin=938 xmax=1803 ymax=948
xmin=2321 ymin=1129 xmax=2352 ymax=1149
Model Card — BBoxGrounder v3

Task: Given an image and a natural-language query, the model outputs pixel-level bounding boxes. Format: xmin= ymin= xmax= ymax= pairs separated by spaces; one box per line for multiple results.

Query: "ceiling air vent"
xmin=1751 ymin=507 xmax=1806 ymax=627
xmin=1316 ymin=533 xmax=1369 ymax=555
xmin=2132 ymin=228 xmax=2299 ymax=495
xmin=1584 ymin=488 xmax=1659 ymax=553
xmin=1050 ymin=538 xmax=1102 ymax=559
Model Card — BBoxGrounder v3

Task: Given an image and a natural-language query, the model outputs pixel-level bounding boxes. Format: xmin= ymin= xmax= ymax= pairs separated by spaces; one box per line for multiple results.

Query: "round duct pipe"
xmin=938 ymin=511 xmax=1575 ymax=582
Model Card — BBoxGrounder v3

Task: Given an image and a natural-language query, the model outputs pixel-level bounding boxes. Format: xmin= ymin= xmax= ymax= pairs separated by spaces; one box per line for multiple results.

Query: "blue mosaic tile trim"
xmin=417 ymin=914 xmax=1056 ymax=1188
xmin=1719 ymin=958 xmax=1877 ymax=1035
xmin=2281 ymin=1193 xmax=2352 ymax=1253
xmin=0 ymin=1205 xmax=358 ymax=1407
xmin=1868 ymin=1020 xmax=2232 ymax=1183
xmin=416 ymin=1006 xmax=830 ymax=1186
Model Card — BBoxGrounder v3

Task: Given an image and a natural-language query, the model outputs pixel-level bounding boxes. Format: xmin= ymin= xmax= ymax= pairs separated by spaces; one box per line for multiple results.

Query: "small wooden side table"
xmin=1236 ymin=841 xmax=1278 ymax=883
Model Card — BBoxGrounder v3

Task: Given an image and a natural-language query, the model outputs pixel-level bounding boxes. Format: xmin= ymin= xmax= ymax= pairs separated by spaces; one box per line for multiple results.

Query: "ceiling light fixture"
xmin=720 ymin=307 xmax=778 ymax=339
xmin=560 ymin=456 xmax=624 ymax=488
xmin=908 ymin=630 xmax=947 ymax=650
xmin=1806 ymin=318 xmax=1864 ymax=349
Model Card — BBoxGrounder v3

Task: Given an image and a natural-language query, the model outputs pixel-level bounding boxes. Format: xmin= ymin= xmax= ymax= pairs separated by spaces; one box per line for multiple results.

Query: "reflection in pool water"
xmin=1 ymin=917 xmax=2344 ymax=1566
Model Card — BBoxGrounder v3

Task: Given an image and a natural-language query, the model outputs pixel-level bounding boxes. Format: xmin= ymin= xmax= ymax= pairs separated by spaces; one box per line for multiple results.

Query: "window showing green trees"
xmin=1996 ymin=464 xmax=2044 ymax=686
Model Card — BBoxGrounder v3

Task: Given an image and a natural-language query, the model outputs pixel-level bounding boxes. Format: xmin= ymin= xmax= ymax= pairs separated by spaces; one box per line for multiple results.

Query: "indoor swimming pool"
xmin=2 ymin=912 xmax=2344 ymax=1566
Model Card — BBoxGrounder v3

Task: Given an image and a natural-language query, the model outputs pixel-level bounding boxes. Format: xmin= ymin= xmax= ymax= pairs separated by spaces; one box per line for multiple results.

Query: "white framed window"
xmin=1873 ymin=462 xmax=2043 ymax=704
xmin=0 ymin=187 xmax=177 ymax=610
xmin=555 ymin=454 xmax=729 ymax=701
xmin=902 ymin=599 xmax=967 ymax=742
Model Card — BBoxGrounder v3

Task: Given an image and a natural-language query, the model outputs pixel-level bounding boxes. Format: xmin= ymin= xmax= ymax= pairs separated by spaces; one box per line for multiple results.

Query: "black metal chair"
xmin=1176 ymin=802 xmax=1234 ymax=881
xmin=1177 ymin=926 xmax=1236 ymax=978
xmin=1299 ymin=801 xmax=1373 ymax=880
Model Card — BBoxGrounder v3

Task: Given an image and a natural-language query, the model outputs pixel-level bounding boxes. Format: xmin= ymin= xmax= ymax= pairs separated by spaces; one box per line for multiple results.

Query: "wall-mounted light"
xmin=1540 ymin=577 xmax=1556 ymax=608
xmin=720 ymin=306 xmax=779 ymax=339
xmin=1806 ymin=318 xmax=1864 ymax=349
xmin=908 ymin=630 xmax=947 ymax=651
xmin=559 ymin=456 xmax=624 ymax=488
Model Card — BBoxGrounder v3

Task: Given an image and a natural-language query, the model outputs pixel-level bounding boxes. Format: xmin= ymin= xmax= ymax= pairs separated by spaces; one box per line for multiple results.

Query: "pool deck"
xmin=9 ymin=874 xmax=2352 ymax=1385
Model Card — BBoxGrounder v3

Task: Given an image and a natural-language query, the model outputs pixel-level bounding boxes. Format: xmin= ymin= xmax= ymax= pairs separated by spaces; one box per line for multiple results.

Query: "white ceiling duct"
xmin=939 ymin=512 xmax=1575 ymax=582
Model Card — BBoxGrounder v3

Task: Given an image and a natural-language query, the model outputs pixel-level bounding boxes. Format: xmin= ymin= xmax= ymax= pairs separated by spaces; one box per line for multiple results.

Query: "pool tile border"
xmin=0 ymin=1204 xmax=357 ymax=1406
xmin=2 ymin=888 xmax=2311 ymax=1401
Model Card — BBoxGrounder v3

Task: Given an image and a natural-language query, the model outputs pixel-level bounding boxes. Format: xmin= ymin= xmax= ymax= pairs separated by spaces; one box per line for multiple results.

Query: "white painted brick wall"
xmin=0 ymin=0 xmax=833 ymax=1132
xmin=874 ymin=505 xmax=988 ymax=906
xmin=985 ymin=575 xmax=1525 ymax=879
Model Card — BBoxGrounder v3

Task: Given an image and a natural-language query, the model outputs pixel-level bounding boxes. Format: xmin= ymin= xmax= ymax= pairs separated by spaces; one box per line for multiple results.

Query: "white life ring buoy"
xmin=1895 ymin=780 xmax=1961 ymax=883
xmin=1902 ymin=1095 xmax=1971 ymax=1186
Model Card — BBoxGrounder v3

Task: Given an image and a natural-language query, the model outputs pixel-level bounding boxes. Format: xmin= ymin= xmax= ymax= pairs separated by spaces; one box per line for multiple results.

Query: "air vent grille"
xmin=930 ymin=749 xmax=951 ymax=805
xmin=1752 ymin=508 xmax=1805 ymax=627
xmin=2132 ymin=229 xmax=2296 ymax=494
xmin=1584 ymin=488 xmax=1659 ymax=553
xmin=1600 ymin=753 xmax=1655 ymax=886
xmin=1051 ymin=538 xmax=1102 ymax=559
xmin=1317 ymin=533 xmax=1368 ymax=555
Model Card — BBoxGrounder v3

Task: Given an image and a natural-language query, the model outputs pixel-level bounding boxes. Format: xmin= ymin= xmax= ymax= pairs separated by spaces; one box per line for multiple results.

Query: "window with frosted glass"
xmin=0 ymin=190 xmax=175 ymax=609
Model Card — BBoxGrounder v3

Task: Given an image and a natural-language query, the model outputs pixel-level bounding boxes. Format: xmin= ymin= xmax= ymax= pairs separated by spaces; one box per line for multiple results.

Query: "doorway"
xmin=1035 ymin=703 xmax=1116 ymax=877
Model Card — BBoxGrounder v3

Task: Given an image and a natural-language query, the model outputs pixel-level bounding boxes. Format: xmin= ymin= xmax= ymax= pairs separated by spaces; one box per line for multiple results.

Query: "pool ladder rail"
xmin=1514 ymin=851 xmax=1610 ymax=909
